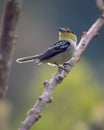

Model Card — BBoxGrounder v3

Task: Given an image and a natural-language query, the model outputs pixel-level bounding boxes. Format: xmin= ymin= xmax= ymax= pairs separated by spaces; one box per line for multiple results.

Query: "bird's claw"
xmin=58 ymin=65 xmax=68 ymax=73
xmin=54 ymin=62 xmax=69 ymax=72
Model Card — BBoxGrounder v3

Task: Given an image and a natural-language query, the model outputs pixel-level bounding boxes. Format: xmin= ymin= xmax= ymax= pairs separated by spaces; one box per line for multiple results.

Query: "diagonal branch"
xmin=0 ymin=0 xmax=23 ymax=99
xmin=19 ymin=0 xmax=104 ymax=130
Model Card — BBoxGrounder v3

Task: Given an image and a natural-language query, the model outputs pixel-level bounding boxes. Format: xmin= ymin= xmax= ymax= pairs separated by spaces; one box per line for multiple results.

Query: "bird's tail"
xmin=16 ymin=55 xmax=40 ymax=63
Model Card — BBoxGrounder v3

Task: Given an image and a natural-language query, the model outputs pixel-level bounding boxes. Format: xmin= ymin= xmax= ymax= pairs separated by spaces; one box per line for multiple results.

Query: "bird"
xmin=16 ymin=28 xmax=77 ymax=67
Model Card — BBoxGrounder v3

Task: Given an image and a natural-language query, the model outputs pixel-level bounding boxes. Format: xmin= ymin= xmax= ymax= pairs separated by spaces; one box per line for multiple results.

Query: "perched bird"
xmin=16 ymin=28 xmax=77 ymax=67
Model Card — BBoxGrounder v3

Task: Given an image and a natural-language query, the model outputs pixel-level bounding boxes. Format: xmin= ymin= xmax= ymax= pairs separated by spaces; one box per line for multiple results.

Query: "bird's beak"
xmin=58 ymin=27 xmax=71 ymax=32
xmin=58 ymin=27 xmax=64 ymax=32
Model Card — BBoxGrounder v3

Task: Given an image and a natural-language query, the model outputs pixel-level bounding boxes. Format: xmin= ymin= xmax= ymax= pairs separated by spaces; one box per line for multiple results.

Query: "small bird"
xmin=16 ymin=28 xmax=77 ymax=67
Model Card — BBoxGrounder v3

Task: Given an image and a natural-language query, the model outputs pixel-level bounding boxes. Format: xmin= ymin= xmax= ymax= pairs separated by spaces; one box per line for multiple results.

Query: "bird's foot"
xmin=54 ymin=63 xmax=68 ymax=73
xmin=63 ymin=62 xmax=72 ymax=66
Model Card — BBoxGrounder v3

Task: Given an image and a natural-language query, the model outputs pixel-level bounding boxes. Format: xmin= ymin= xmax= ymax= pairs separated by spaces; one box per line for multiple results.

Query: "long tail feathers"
xmin=16 ymin=55 xmax=39 ymax=63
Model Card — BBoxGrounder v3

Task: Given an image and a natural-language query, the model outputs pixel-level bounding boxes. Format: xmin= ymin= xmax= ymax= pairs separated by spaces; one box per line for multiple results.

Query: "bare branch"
xmin=19 ymin=0 xmax=104 ymax=130
xmin=0 ymin=0 xmax=23 ymax=99
xmin=96 ymin=0 xmax=104 ymax=12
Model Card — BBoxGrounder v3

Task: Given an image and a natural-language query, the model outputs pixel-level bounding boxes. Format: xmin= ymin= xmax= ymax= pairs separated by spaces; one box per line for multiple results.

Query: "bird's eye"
xmin=68 ymin=30 xmax=71 ymax=33
xmin=69 ymin=30 xmax=74 ymax=34
xmin=67 ymin=29 xmax=71 ymax=33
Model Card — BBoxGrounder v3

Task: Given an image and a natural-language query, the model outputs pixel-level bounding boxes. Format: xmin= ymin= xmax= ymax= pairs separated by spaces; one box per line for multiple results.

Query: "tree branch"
xmin=19 ymin=0 xmax=104 ymax=130
xmin=0 ymin=0 xmax=23 ymax=99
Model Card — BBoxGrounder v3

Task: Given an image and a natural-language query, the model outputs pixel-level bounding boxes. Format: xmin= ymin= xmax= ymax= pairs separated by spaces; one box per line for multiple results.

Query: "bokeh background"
xmin=0 ymin=0 xmax=104 ymax=130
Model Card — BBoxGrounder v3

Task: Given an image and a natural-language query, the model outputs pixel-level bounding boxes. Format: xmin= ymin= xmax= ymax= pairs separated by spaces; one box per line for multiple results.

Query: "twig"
xmin=96 ymin=0 xmax=104 ymax=12
xmin=19 ymin=0 xmax=104 ymax=130
xmin=0 ymin=0 xmax=23 ymax=99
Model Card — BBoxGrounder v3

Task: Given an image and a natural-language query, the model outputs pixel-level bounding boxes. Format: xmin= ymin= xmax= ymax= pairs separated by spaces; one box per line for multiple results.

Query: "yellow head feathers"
xmin=58 ymin=27 xmax=77 ymax=43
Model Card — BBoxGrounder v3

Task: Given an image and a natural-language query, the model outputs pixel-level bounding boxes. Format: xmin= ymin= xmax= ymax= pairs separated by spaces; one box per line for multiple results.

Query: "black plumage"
xmin=37 ymin=40 xmax=70 ymax=61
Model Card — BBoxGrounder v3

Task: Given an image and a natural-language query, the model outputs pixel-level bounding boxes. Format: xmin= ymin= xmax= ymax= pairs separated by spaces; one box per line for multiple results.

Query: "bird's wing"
xmin=38 ymin=40 xmax=70 ymax=61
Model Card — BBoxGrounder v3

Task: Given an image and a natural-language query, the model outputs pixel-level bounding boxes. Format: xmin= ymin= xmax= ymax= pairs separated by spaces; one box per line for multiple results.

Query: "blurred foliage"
xmin=11 ymin=59 xmax=104 ymax=130
xmin=0 ymin=100 xmax=11 ymax=130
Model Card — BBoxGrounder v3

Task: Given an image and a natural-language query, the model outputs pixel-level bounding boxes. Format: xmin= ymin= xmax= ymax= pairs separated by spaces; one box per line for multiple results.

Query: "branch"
xmin=0 ymin=0 xmax=23 ymax=99
xmin=19 ymin=0 xmax=104 ymax=130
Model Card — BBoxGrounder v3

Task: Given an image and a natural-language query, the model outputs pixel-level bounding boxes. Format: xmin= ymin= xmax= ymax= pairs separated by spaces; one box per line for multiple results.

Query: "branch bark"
xmin=19 ymin=0 xmax=104 ymax=130
xmin=0 ymin=0 xmax=23 ymax=99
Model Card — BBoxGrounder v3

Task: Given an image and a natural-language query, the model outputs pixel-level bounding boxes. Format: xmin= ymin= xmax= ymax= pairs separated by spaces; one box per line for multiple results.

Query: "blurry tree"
xmin=0 ymin=0 xmax=23 ymax=130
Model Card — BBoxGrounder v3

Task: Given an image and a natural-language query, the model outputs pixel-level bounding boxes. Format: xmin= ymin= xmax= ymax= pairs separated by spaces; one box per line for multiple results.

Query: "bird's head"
xmin=58 ymin=27 xmax=77 ymax=44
